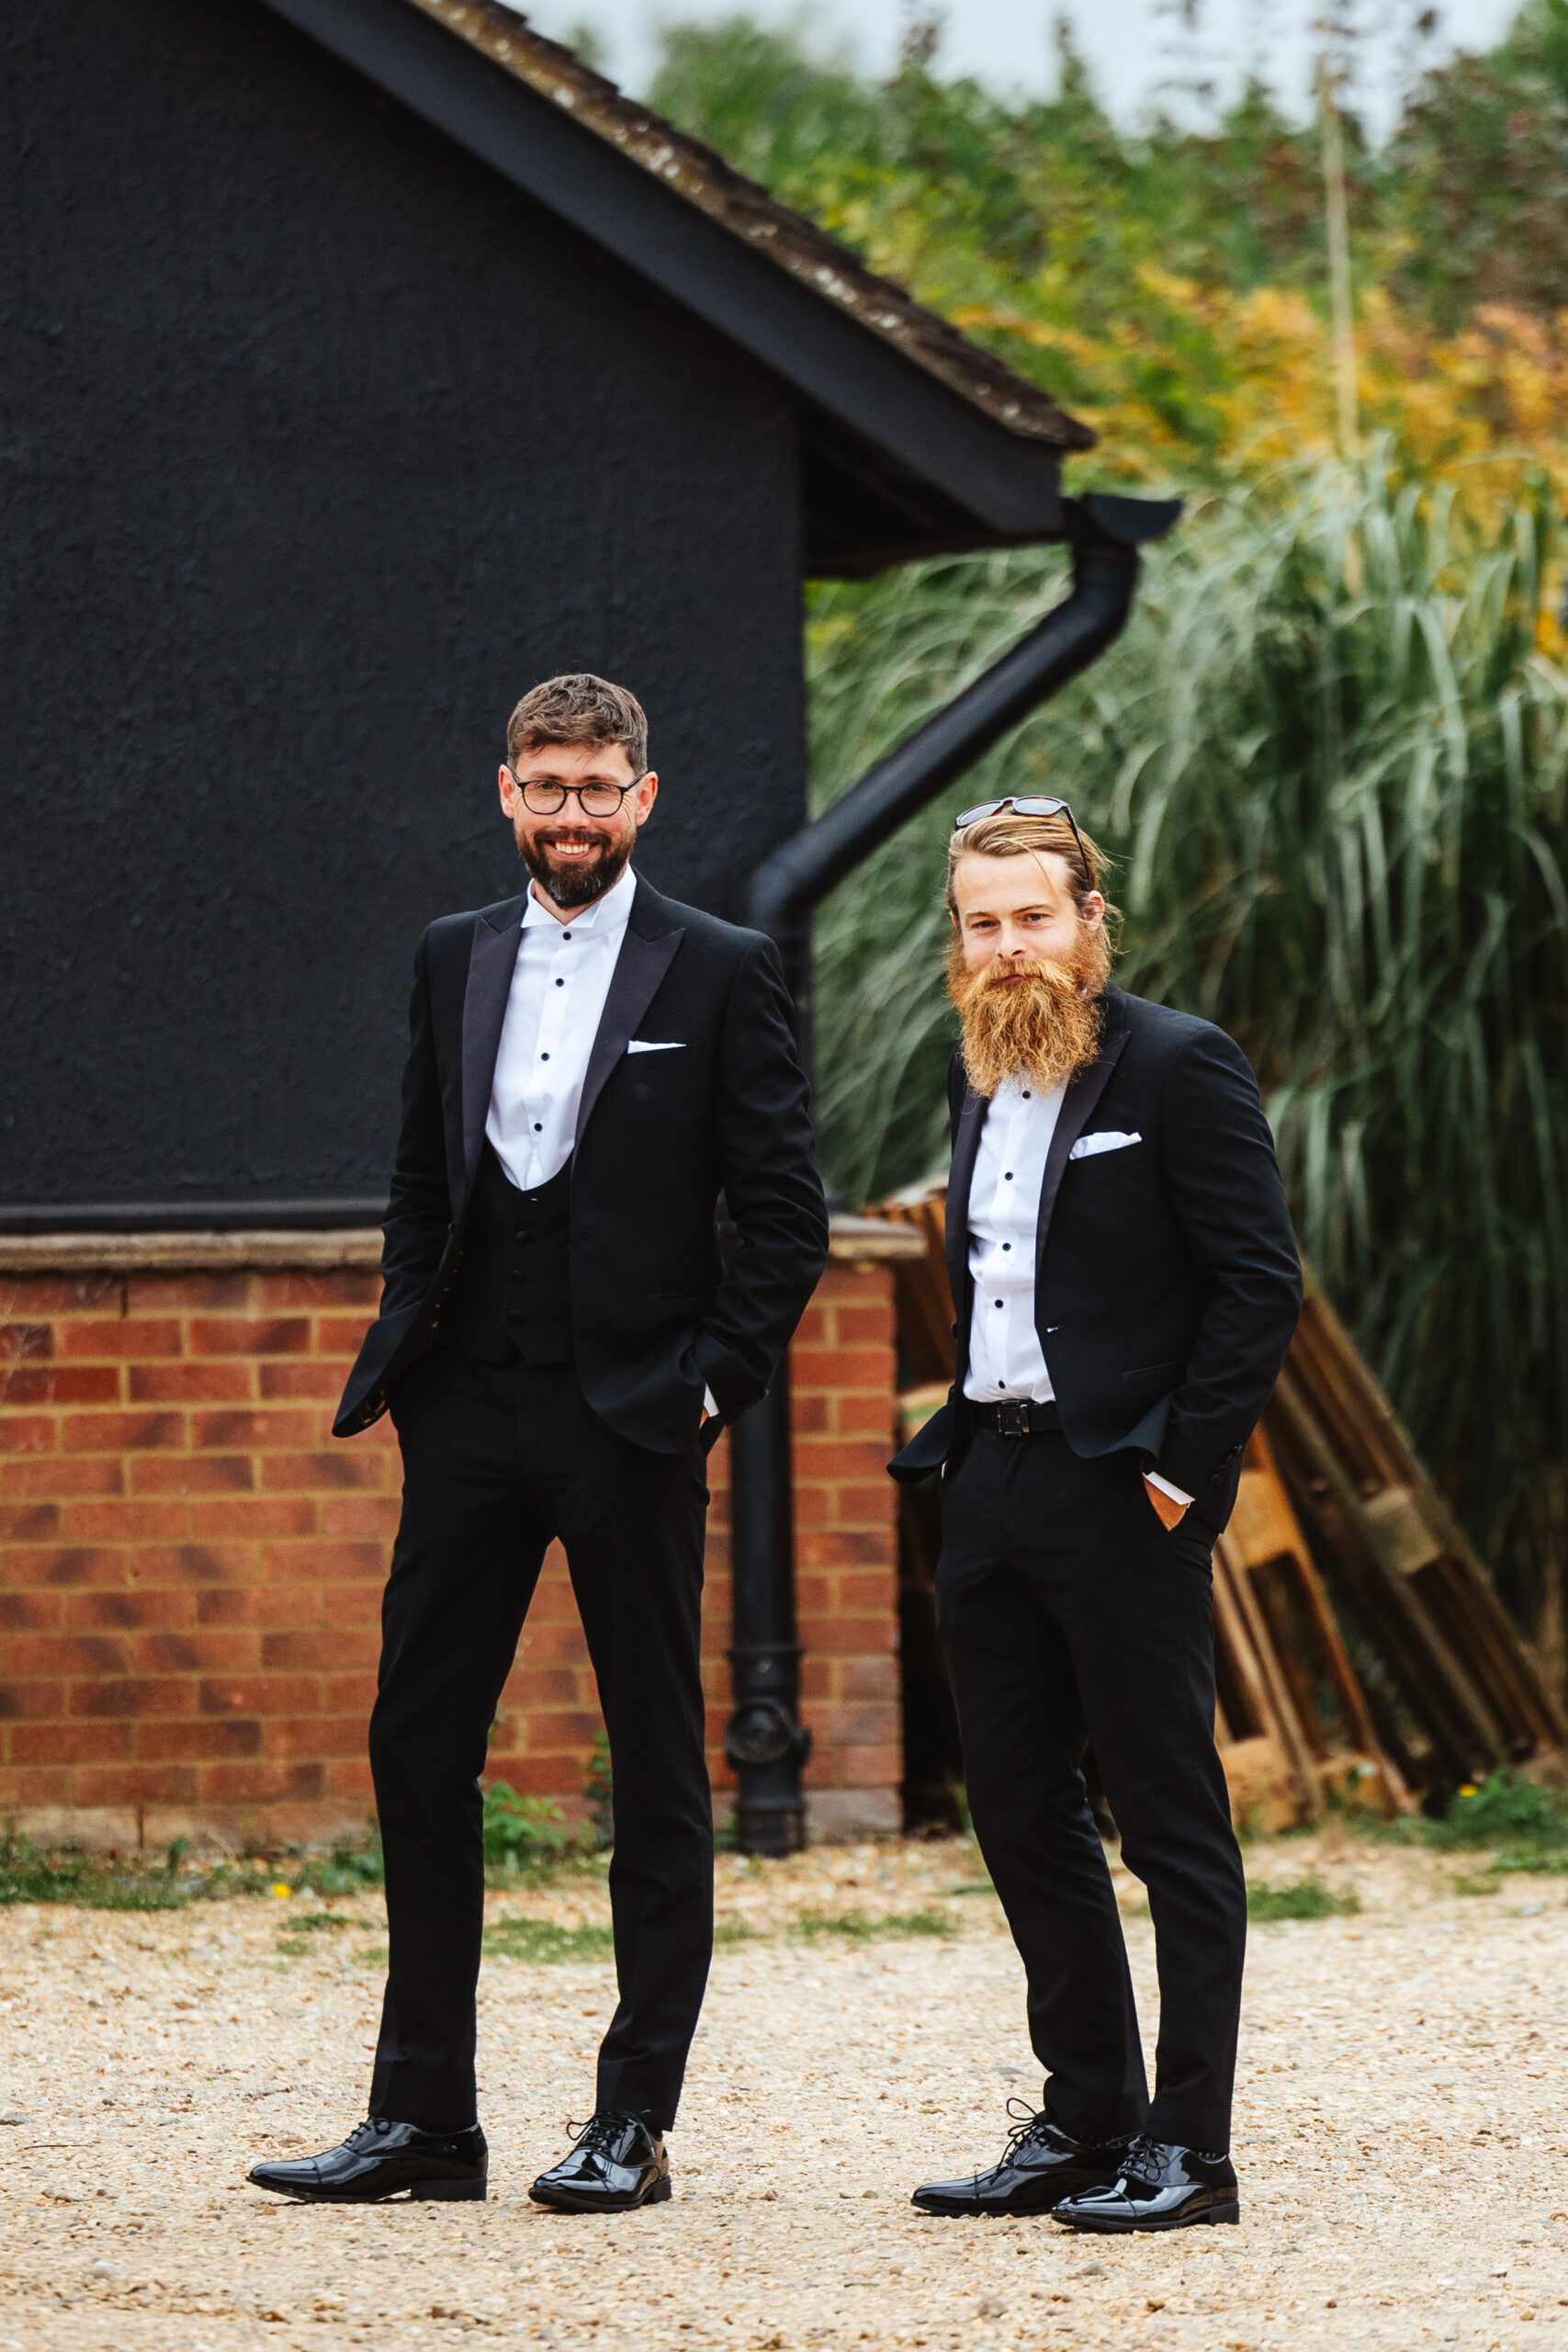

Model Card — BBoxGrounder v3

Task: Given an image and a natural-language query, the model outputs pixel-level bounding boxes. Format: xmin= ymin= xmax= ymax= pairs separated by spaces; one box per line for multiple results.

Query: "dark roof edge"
xmin=256 ymin=0 xmax=1083 ymax=538
xmin=409 ymin=0 xmax=1091 ymax=454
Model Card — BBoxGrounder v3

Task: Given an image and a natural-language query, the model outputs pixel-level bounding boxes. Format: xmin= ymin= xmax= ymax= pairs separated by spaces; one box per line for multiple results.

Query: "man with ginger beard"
xmin=247 ymin=674 xmax=826 ymax=2213
xmin=893 ymin=800 xmax=1302 ymax=2233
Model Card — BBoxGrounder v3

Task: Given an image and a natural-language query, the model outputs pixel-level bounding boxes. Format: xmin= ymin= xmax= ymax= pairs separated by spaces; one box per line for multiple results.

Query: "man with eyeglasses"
xmin=247 ymin=674 xmax=827 ymax=2214
xmin=894 ymin=799 xmax=1301 ymax=2233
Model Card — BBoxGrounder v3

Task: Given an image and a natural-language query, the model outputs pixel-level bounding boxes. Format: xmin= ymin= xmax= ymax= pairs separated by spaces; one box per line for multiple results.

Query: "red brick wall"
xmin=0 ymin=1246 xmax=902 ymax=1849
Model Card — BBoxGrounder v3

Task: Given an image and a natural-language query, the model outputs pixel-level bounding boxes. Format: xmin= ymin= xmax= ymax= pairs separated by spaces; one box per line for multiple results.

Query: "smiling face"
xmin=498 ymin=739 xmax=660 ymax=915
xmin=949 ymin=847 xmax=1105 ymax=974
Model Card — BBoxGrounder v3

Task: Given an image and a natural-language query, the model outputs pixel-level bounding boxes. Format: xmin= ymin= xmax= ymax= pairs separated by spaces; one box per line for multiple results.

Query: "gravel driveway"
xmin=1 ymin=1832 xmax=1563 ymax=2350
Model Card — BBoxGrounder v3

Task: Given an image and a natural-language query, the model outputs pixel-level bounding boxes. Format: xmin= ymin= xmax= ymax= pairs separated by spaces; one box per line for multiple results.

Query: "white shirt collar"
xmin=521 ymin=859 xmax=637 ymax=936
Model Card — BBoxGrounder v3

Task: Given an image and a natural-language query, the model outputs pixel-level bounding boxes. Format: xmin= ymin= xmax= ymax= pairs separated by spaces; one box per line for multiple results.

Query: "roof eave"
xmin=258 ymin=0 xmax=1080 ymax=552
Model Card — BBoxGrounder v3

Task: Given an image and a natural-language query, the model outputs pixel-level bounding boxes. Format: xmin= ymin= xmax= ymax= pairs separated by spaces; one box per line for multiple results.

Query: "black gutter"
xmin=726 ymin=490 xmax=1181 ymax=1855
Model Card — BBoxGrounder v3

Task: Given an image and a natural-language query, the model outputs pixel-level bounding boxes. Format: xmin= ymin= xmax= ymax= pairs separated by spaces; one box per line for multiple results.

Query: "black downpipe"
xmin=726 ymin=491 xmax=1181 ymax=1856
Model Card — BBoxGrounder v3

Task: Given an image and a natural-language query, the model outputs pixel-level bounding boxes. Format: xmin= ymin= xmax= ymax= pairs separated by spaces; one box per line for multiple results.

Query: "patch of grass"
xmin=942 ymin=1881 xmax=996 ymax=1897
xmin=0 ymin=1826 xmax=386 ymax=1911
xmin=288 ymin=1910 xmax=352 ymax=1933
xmin=481 ymin=1917 xmax=615 ymax=1965
xmin=713 ymin=1919 xmax=754 ymax=1948
xmin=352 ymin=1944 xmax=389 ymax=1969
xmin=1451 ymin=1870 xmax=1505 ymax=1896
xmin=1247 ymin=1873 xmax=1359 ymax=1921
xmin=790 ymin=1908 xmax=956 ymax=1942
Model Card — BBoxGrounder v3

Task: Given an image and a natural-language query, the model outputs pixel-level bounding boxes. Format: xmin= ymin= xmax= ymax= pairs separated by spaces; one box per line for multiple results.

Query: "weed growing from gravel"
xmin=482 ymin=1917 xmax=616 ymax=1963
xmin=1451 ymin=1871 xmax=1506 ymax=1896
xmin=790 ymin=1909 xmax=957 ymax=1941
xmin=1247 ymin=1874 xmax=1360 ymax=1921
xmin=0 ymin=1826 xmax=387 ymax=1910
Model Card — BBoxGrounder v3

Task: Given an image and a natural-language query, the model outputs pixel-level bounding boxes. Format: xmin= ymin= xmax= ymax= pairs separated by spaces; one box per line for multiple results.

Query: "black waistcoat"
xmin=436 ymin=1142 xmax=574 ymax=1365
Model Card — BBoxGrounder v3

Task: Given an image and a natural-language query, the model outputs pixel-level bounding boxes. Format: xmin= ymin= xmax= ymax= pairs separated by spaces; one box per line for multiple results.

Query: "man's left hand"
xmin=1144 ymin=1475 xmax=1189 ymax=1532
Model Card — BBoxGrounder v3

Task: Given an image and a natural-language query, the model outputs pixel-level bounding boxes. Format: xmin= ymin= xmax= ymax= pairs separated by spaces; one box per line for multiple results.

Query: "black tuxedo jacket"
xmin=890 ymin=984 xmax=1303 ymax=1529
xmin=334 ymin=874 xmax=829 ymax=1452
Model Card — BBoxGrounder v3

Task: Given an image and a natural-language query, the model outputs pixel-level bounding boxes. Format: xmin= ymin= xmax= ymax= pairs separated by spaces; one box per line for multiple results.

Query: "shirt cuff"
xmin=1145 ymin=1468 xmax=1194 ymax=1509
xmin=703 ymin=1386 xmax=719 ymax=1419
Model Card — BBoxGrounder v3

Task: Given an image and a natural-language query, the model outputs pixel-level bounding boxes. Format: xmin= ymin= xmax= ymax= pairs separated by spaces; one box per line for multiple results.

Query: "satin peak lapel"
xmin=945 ymin=1085 xmax=987 ymax=1317
xmin=460 ymin=906 xmax=524 ymax=1198
xmin=576 ymin=923 xmax=684 ymax=1150
xmin=1035 ymin=1027 xmax=1131 ymax=1259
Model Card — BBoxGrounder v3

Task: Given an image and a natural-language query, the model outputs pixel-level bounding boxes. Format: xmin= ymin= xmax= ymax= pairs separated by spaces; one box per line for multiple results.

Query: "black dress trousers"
xmin=935 ymin=1427 xmax=1247 ymax=2154
xmin=367 ymin=1344 xmax=714 ymax=2134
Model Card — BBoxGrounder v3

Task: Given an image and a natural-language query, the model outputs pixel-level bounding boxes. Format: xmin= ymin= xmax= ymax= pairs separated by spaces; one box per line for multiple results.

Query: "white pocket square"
xmin=1069 ymin=1128 xmax=1142 ymax=1160
xmin=626 ymin=1040 xmax=686 ymax=1055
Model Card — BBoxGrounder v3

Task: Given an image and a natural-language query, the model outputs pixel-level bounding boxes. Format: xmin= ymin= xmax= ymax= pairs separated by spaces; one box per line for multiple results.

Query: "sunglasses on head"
xmin=953 ymin=795 xmax=1089 ymax=877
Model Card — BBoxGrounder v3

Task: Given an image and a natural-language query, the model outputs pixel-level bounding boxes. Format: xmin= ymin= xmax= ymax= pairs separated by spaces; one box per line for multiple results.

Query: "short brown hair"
xmin=946 ymin=807 xmax=1114 ymax=916
xmin=506 ymin=673 xmax=649 ymax=776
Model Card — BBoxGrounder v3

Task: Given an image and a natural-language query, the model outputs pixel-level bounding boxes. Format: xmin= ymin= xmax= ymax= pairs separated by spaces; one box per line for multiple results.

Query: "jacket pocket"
xmin=1122 ymin=1359 xmax=1180 ymax=1381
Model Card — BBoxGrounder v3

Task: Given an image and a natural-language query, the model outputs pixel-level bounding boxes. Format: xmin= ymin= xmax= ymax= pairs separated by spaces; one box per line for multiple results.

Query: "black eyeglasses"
xmin=507 ymin=767 xmax=649 ymax=818
xmin=953 ymin=794 xmax=1089 ymax=877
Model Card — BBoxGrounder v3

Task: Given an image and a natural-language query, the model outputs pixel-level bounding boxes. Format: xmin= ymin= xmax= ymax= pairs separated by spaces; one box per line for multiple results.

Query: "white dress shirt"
xmin=964 ymin=1076 xmax=1066 ymax=1403
xmin=485 ymin=863 xmax=637 ymax=1190
xmin=963 ymin=1075 xmax=1192 ymax=1507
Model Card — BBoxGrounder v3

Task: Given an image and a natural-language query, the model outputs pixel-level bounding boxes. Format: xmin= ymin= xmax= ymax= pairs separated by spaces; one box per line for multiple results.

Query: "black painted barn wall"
xmin=0 ymin=0 xmax=807 ymax=1217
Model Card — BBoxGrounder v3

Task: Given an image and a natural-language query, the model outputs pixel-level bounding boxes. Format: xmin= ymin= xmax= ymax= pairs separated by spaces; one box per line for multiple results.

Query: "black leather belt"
xmin=966 ymin=1396 xmax=1062 ymax=1438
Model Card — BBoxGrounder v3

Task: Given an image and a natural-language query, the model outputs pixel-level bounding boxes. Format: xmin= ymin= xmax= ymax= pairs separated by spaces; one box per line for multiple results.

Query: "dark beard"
xmin=945 ymin=929 xmax=1110 ymax=1097
xmin=518 ymin=830 xmax=634 ymax=910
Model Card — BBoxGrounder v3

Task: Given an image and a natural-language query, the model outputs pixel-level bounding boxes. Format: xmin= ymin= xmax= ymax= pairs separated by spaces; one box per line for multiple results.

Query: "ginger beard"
xmin=945 ymin=922 xmax=1111 ymax=1099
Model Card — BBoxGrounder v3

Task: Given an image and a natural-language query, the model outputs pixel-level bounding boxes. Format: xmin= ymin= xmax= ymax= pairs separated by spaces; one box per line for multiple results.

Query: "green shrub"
xmin=1247 ymin=1873 xmax=1359 ymax=1920
xmin=1423 ymin=1771 xmax=1568 ymax=1853
xmin=480 ymin=1781 xmax=570 ymax=1872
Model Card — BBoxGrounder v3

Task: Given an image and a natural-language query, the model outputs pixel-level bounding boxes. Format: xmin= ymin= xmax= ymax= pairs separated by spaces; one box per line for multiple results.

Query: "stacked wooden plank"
xmin=872 ymin=1183 xmax=1563 ymax=1826
xmin=1266 ymin=1282 xmax=1566 ymax=1800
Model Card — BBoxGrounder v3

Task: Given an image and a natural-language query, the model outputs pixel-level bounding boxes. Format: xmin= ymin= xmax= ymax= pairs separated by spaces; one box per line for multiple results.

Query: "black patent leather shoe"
xmin=1052 ymin=2135 xmax=1238 ymax=2232
xmin=247 ymin=2117 xmax=487 ymax=2203
xmin=528 ymin=2112 xmax=671 ymax=2212
xmin=911 ymin=2102 xmax=1131 ymax=2217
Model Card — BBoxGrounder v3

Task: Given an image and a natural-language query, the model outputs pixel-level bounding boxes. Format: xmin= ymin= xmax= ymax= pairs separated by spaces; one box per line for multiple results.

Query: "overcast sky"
xmin=515 ymin=0 xmax=1521 ymax=140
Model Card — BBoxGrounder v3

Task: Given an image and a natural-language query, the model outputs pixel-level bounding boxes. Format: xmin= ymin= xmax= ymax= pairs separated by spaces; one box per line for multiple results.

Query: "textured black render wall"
xmin=0 ymin=0 xmax=807 ymax=1216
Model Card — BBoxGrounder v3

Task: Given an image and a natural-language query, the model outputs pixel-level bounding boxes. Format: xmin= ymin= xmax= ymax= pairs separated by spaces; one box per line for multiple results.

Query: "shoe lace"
xmin=996 ymin=2097 xmax=1058 ymax=2165
xmin=344 ymin=2119 xmax=393 ymax=2152
xmin=566 ymin=2110 xmax=636 ymax=2160
xmin=1120 ymin=2133 xmax=1165 ymax=2187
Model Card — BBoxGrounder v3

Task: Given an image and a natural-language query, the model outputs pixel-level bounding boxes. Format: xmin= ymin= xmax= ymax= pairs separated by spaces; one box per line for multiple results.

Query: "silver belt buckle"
xmin=996 ymin=1398 xmax=1031 ymax=1439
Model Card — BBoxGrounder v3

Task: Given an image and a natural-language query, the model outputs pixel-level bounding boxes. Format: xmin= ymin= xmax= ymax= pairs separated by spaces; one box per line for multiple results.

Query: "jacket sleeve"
xmin=378 ymin=929 xmax=452 ymax=1328
xmin=1155 ymin=1024 xmax=1303 ymax=1508
xmin=690 ymin=937 xmax=830 ymax=1417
